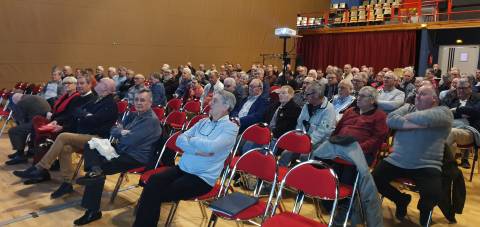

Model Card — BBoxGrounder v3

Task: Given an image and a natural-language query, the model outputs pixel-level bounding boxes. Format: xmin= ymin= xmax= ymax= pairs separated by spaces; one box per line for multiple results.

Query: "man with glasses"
xmin=442 ymin=78 xmax=480 ymax=168
xmin=351 ymin=72 xmax=368 ymax=98
xmin=133 ymin=90 xmax=238 ymax=227
xmin=373 ymin=85 xmax=453 ymax=226
xmin=230 ymin=79 xmax=269 ymax=132
xmin=324 ymin=73 xmax=339 ymax=101
xmin=293 ymin=76 xmax=314 ymax=107
xmin=377 ymin=71 xmax=405 ymax=113
xmin=73 ymin=89 xmax=161 ymax=225
xmin=126 ymin=74 xmax=146 ymax=105
xmin=279 ymin=81 xmax=336 ymax=166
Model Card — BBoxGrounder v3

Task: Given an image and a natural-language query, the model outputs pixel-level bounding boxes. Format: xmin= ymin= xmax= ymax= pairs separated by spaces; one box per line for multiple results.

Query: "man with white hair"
xmin=127 ymin=74 xmax=146 ymax=104
xmin=5 ymin=93 xmax=51 ymax=164
xmin=174 ymin=67 xmax=193 ymax=99
xmin=399 ymin=67 xmax=416 ymax=102
xmin=223 ymin=77 xmax=244 ymax=103
xmin=377 ymin=71 xmax=405 ymax=113
xmin=133 ymin=90 xmax=238 ymax=227
xmin=40 ymin=69 xmax=64 ymax=106
xmin=230 ymin=79 xmax=269 ymax=132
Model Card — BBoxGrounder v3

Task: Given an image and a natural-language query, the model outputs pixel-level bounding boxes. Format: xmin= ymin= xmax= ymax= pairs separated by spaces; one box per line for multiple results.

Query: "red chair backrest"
xmin=274 ymin=130 xmax=311 ymax=154
xmin=183 ymin=100 xmax=201 ymax=114
xmin=234 ymin=149 xmax=277 ymax=182
xmin=165 ymin=111 xmax=187 ymax=126
xmin=152 ymin=106 xmax=165 ymax=120
xmin=241 ymin=123 xmax=272 ymax=146
xmin=185 ymin=114 xmax=208 ymax=129
xmin=270 ymin=85 xmax=281 ymax=93
xmin=284 ymin=161 xmax=338 ymax=199
xmin=166 ymin=98 xmax=182 ymax=111
xmin=116 ymin=100 xmax=129 ymax=114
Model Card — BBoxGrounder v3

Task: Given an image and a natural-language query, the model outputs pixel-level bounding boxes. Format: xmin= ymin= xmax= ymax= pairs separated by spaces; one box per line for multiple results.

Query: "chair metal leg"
xmin=426 ymin=209 xmax=433 ymax=227
xmin=207 ymin=213 xmax=218 ymax=227
xmin=470 ymin=147 xmax=478 ymax=182
xmin=165 ymin=201 xmax=179 ymax=226
xmin=198 ymin=201 xmax=208 ymax=219
xmin=71 ymin=156 xmax=84 ymax=181
xmin=110 ymin=172 xmax=126 ymax=203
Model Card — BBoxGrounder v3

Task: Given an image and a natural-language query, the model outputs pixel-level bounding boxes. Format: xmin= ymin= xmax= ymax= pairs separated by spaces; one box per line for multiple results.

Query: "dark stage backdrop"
xmin=297 ymin=30 xmax=417 ymax=72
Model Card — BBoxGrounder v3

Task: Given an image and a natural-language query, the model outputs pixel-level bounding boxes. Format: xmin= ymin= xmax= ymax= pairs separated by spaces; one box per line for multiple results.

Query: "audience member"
xmin=332 ymin=80 xmax=355 ymax=120
xmin=133 ymin=90 xmax=238 ymax=227
xmin=373 ymin=85 xmax=453 ymax=226
xmin=127 ymin=74 xmax=146 ymax=105
xmin=73 ymin=89 xmax=161 ymax=225
xmin=377 ymin=72 xmax=405 ymax=113
xmin=150 ymin=72 xmax=167 ymax=106
xmin=230 ymin=79 xmax=269 ymax=132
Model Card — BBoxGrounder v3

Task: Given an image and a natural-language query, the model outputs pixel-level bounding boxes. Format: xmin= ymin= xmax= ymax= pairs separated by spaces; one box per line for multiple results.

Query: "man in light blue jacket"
xmin=133 ymin=90 xmax=239 ymax=227
xmin=279 ymin=81 xmax=336 ymax=166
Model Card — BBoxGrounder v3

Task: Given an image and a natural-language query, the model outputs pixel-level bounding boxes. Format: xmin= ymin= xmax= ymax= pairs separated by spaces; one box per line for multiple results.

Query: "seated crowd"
xmin=3 ymin=62 xmax=480 ymax=226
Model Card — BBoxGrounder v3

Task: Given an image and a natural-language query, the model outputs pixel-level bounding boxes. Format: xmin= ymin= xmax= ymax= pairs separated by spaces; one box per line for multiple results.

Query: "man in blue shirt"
xmin=133 ymin=90 xmax=238 ymax=227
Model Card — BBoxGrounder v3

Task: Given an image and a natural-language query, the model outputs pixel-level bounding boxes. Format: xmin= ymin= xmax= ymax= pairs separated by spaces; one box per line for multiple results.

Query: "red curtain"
xmin=297 ymin=30 xmax=417 ymax=72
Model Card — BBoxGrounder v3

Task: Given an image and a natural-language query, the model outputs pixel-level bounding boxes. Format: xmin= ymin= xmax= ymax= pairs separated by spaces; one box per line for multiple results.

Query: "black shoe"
xmin=76 ymin=172 xmax=106 ymax=186
xmin=395 ymin=194 xmax=411 ymax=221
xmin=446 ymin=215 xmax=457 ymax=224
xmin=461 ymin=160 xmax=471 ymax=169
xmin=51 ymin=182 xmax=74 ymax=199
xmin=420 ymin=210 xmax=431 ymax=226
xmin=22 ymin=168 xmax=51 ymax=185
xmin=5 ymin=155 xmax=28 ymax=165
xmin=73 ymin=210 xmax=102 ymax=225
xmin=13 ymin=166 xmax=37 ymax=178
xmin=49 ymin=160 xmax=60 ymax=171
xmin=7 ymin=151 xmax=21 ymax=159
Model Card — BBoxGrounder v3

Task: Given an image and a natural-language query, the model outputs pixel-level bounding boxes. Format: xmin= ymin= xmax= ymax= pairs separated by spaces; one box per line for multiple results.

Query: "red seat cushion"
xmin=0 ymin=110 xmax=10 ymax=117
xmin=139 ymin=167 xmax=168 ymax=186
xmin=263 ymin=212 xmax=326 ymax=227
xmin=213 ymin=199 xmax=267 ymax=220
xmin=170 ymin=123 xmax=183 ymax=129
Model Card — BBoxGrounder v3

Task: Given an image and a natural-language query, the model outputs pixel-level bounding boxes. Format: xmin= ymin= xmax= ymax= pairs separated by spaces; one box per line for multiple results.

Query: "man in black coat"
xmin=13 ymin=78 xmax=118 ymax=198
xmin=265 ymin=85 xmax=301 ymax=141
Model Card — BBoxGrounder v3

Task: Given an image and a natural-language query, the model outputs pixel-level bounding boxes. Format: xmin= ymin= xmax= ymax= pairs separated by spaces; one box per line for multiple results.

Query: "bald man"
xmin=6 ymin=94 xmax=51 ymax=165
xmin=373 ymin=85 xmax=453 ymax=226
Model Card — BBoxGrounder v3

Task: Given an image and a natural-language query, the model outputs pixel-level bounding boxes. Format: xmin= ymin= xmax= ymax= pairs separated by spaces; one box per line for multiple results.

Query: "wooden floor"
xmin=0 ymin=133 xmax=478 ymax=227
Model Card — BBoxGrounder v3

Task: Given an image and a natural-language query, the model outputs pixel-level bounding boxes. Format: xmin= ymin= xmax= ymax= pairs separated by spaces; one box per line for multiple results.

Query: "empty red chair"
xmin=152 ymin=106 xmax=166 ymax=122
xmin=116 ymin=100 xmax=129 ymax=122
xmin=183 ymin=100 xmax=201 ymax=115
xmin=162 ymin=110 xmax=187 ymax=134
xmin=208 ymin=148 xmax=278 ymax=226
xmin=263 ymin=160 xmax=341 ymax=227
xmin=272 ymin=129 xmax=312 ymax=182
xmin=166 ymin=98 xmax=182 ymax=112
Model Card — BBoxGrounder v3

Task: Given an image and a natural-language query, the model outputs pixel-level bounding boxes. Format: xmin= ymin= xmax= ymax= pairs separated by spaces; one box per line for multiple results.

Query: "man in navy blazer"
xmin=230 ymin=78 xmax=269 ymax=132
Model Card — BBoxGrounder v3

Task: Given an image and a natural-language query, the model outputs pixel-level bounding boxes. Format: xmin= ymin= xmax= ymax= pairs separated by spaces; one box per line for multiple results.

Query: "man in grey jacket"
xmin=73 ymin=89 xmax=162 ymax=226
xmin=373 ymin=85 xmax=453 ymax=226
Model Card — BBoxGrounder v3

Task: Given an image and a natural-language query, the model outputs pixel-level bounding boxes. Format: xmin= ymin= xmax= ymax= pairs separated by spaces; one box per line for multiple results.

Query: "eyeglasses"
xmin=198 ymin=121 xmax=219 ymax=136
xmin=134 ymin=77 xmax=143 ymax=80
xmin=305 ymin=92 xmax=316 ymax=97
xmin=63 ymin=82 xmax=74 ymax=85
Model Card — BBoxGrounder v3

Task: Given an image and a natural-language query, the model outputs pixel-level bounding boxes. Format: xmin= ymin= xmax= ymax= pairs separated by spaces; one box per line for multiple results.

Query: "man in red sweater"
xmin=333 ymin=86 xmax=389 ymax=165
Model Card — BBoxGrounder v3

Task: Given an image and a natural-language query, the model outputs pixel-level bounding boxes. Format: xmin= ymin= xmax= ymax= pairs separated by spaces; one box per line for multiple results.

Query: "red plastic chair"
xmin=116 ymin=100 xmax=129 ymax=122
xmin=110 ymin=132 xmax=184 ymax=203
xmin=263 ymin=160 xmax=341 ymax=227
xmin=152 ymin=106 xmax=166 ymax=122
xmin=184 ymin=114 xmax=208 ymax=130
xmin=208 ymin=148 xmax=278 ymax=226
xmin=166 ymin=98 xmax=182 ymax=112
xmin=162 ymin=111 xmax=187 ymax=134
xmin=272 ymin=129 xmax=312 ymax=182
xmin=139 ymin=131 xmax=184 ymax=186
xmin=183 ymin=100 xmax=201 ymax=115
